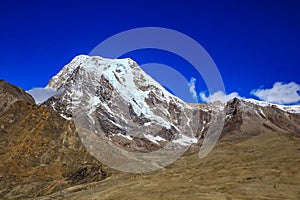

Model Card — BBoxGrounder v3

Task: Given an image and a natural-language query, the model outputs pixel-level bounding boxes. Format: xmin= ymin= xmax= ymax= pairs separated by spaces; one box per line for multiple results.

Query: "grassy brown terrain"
xmin=37 ymin=131 xmax=300 ymax=200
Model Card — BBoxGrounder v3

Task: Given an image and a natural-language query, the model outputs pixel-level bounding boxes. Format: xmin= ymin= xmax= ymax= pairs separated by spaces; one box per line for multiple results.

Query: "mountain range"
xmin=0 ymin=55 xmax=299 ymax=199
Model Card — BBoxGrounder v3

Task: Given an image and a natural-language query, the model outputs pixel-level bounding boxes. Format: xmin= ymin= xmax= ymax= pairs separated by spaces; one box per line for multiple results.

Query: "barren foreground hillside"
xmin=38 ymin=131 xmax=300 ymax=200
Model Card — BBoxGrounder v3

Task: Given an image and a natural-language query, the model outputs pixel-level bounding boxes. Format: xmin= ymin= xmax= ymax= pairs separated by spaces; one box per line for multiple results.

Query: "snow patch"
xmin=172 ymin=134 xmax=197 ymax=146
xmin=144 ymin=122 xmax=152 ymax=126
xmin=143 ymin=134 xmax=166 ymax=144
xmin=118 ymin=133 xmax=133 ymax=141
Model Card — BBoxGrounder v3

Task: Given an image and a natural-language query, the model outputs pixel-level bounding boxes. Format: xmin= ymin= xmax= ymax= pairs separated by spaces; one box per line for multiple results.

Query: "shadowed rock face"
xmin=221 ymin=98 xmax=300 ymax=141
xmin=0 ymin=84 xmax=107 ymax=199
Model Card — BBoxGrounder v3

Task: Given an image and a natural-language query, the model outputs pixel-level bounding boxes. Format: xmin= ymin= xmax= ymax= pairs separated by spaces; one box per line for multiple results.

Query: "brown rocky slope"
xmin=0 ymin=81 xmax=107 ymax=199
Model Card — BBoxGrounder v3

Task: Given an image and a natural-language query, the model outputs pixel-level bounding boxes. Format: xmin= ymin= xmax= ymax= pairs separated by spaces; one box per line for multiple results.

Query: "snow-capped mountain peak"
xmin=44 ymin=55 xmax=199 ymax=150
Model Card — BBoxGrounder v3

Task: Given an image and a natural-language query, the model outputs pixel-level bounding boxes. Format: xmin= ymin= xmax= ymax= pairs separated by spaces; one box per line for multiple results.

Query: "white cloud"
xmin=188 ymin=77 xmax=198 ymax=101
xmin=27 ymin=88 xmax=62 ymax=104
xmin=199 ymin=91 xmax=241 ymax=103
xmin=251 ymin=82 xmax=300 ymax=105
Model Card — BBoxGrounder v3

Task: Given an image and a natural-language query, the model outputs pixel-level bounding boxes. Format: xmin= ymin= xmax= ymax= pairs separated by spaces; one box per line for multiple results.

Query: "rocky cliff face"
xmin=0 ymin=81 xmax=107 ymax=199
xmin=221 ymin=98 xmax=300 ymax=141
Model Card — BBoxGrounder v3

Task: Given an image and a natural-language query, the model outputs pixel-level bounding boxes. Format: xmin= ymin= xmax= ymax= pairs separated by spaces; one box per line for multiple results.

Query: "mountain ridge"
xmin=42 ymin=55 xmax=300 ymax=149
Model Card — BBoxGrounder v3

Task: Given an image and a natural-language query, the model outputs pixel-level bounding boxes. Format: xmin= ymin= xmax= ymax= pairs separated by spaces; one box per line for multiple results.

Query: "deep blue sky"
xmin=0 ymin=0 xmax=299 ymax=102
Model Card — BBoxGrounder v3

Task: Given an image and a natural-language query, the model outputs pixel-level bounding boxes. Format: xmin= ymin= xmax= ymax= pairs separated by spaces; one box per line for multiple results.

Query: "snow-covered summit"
xmin=47 ymin=55 xmax=136 ymax=89
xmin=47 ymin=55 xmax=186 ymax=122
